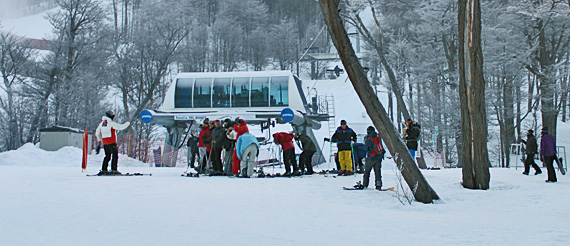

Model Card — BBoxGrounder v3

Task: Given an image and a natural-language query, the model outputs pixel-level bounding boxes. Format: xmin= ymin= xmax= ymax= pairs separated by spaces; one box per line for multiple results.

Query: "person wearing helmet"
xmin=95 ymin=110 xmax=130 ymax=175
xmin=362 ymin=126 xmax=385 ymax=189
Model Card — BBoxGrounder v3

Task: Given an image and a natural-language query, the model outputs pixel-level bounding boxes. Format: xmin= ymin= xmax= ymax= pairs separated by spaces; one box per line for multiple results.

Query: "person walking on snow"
xmin=362 ymin=126 xmax=385 ymax=189
xmin=404 ymin=119 xmax=421 ymax=159
xmin=330 ymin=120 xmax=357 ymax=176
xmin=540 ymin=127 xmax=557 ymax=183
xmin=95 ymin=110 xmax=130 ymax=175
xmin=521 ymin=129 xmax=542 ymax=175
xmin=236 ymin=132 xmax=260 ymax=178
xmin=295 ymin=132 xmax=316 ymax=175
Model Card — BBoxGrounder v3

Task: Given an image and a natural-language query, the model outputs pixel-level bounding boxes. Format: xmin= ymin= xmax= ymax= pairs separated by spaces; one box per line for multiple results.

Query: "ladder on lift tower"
xmin=326 ymin=95 xmax=337 ymax=162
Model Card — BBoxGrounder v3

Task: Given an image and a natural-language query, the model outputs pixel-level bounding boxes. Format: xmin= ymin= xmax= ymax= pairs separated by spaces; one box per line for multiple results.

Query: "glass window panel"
xmin=193 ymin=78 xmax=212 ymax=108
xmin=270 ymin=76 xmax=289 ymax=107
xmin=232 ymin=77 xmax=250 ymax=107
xmin=251 ymin=77 xmax=269 ymax=107
xmin=213 ymin=78 xmax=231 ymax=108
xmin=175 ymin=78 xmax=193 ymax=108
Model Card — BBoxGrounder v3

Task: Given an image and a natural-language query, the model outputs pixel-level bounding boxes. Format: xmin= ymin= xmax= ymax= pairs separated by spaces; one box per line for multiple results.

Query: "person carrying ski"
xmin=236 ymin=132 xmax=260 ymax=178
xmin=540 ymin=127 xmax=557 ymax=183
xmin=187 ymin=133 xmax=199 ymax=169
xmin=95 ymin=110 xmax=130 ymax=175
xmin=295 ymin=132 xmax=316 ymax=175
xmin=329 ymin=120 xmax=357 ymax=175
xmin=521 ymin=129 xmax=542 ymax=176
xmin=404 ymin=119 xmax=421 ymax=159
xmin=362 ymin=126 xmax=385 ymax=189
xmin=273 ymin=132 xmax=300 ymax=176
xmin=232 ymin=118 xmax=249 ymax=175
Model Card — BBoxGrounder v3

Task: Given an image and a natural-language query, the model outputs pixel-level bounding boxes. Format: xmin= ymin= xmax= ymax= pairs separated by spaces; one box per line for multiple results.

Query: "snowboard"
xmin=343 ymin=187 xmax=395 ymax=191
xmin=181 ymin=172 xmax=200 ymax=177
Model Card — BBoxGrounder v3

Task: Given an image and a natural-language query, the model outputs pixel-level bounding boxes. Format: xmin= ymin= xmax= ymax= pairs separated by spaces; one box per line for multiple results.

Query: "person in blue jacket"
xmin=236 ymin=132 xmax=260 ymax=178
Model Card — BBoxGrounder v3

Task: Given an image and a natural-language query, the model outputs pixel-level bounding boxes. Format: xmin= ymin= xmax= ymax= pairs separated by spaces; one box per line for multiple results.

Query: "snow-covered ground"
xmin=1 ymin=143 xmax=569 ymax=246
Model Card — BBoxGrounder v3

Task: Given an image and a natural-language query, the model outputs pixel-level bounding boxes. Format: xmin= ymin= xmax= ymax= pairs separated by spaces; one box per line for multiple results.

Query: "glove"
xmin=540 ymin=156 xmax=543 ymax=162
xmin=95 ymin=143 xmax=101 ymax=154
xmin=324 ymin=138 xmax=330 ymax=142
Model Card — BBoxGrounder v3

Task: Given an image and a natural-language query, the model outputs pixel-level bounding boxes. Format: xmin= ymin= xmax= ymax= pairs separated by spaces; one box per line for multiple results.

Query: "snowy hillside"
xmin=1 ymin=143 xmax=569 ymax=245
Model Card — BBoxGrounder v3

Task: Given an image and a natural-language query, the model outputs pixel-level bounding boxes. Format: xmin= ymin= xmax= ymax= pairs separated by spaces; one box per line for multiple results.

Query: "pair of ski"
xmin=86 ymin=173 xmax=151 ymax=176
xmin=343 ymin=186 xmax=395 ymax=191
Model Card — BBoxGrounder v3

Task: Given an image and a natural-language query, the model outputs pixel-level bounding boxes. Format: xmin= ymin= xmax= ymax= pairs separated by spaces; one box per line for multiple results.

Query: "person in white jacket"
xmin=95 ymin=110 xmax=130 ymax=175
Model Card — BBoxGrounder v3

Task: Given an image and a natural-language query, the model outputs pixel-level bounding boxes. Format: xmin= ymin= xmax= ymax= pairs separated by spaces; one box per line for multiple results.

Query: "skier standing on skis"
xmin=362 ymin=126 xmax=385 ymax=189
xmin=187 ymin=133 xmax=199 ymax=169
xmin=540 ymin=127 xmax=557 ymax=183
xmin=95 ymin=110 xmax=130 ymax=175
xmin=295 ymin=132 xmax=316 ymax=175
xmin=223 ymin=119 xmax=236 ymax=176
xmin=404 ymin=119 xmax=421 ymax=159
xmin=197 ymin=119 xmax=211 ymax=173
xmin=236 ymin=132 xmax=260 ymax=178
xmin=273 ymin=132 xmax=300 ymax=176
xmin=330 ymin=120 xmax=357 ymax=176
xmin=210 ymin=120 xmax=226 ymax=175
xmin=232 ymin=118 xmax=249 ymax=175
xmin=521 ymin=129 xmax=542 ymax=176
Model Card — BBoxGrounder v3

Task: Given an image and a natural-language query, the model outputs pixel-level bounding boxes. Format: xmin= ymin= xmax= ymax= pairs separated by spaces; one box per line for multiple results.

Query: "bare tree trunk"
xmin=320 ymin=0 xmax=439 ymax=203
xmin=458 ymin=0 xmax=491 ymax=189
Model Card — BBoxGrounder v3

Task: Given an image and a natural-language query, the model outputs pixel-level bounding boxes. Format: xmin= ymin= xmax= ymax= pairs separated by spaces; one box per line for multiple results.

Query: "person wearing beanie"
xmin=540 ymin=127 xmax=557 ymax=182
xmin=404 ymin=119 xmax=421 ymax=159
xmin=360 ymin=126 xmax=385 ymax=189
xmin=521 ymin=129 xmax=542 ymax=175
xmin=331 ymin=120 xmax=357 ymax=175
xmin=95 ymin=110 xmax=130 ymax=175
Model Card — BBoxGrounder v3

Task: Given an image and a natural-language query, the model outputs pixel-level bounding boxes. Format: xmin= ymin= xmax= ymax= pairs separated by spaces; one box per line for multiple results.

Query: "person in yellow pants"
xmin=331 ymin=120 xmax=357 ymax=176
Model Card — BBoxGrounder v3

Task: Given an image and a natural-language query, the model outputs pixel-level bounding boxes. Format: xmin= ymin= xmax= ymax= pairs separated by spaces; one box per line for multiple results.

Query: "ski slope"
xmin=0 ymin=143 xmax=569 ymax=245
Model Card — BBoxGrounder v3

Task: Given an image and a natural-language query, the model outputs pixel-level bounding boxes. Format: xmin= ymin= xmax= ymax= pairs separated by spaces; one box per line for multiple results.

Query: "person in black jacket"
xmin=330 ymin=120 xmax=357 ymax=176
xmin=405 ymin=119 xmax=421 ymax=159
xmin=295 ymin=132 xmax=317 ymax=175
xmin=521 ymin=129 xmax=542 ymax=175
xmin=210 ymin=120 xmax=226 ymax=175
xmin=187 ymin=133 xmax=199 ymax=169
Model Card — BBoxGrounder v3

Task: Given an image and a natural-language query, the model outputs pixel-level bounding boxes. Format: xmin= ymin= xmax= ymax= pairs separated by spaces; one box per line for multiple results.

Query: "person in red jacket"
xmin=197 ymin=119 xmax=211 ymax=173
xmin=273 ymin=132 xmax=300 ymax=176
xmin=232 ymin=118 xmax=249 ymax=175
xmin=95 ymin=110 xmax=130 ymax=175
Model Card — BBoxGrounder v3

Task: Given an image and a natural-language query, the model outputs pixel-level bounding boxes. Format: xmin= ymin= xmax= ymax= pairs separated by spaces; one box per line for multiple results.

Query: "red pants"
xmin=232 ymin=147 xmax=241 ymax=174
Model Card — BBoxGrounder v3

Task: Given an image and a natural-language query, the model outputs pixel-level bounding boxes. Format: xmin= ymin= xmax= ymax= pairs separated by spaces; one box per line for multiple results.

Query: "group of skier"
xmin=187 ymin=118 xmax=259 ymax=178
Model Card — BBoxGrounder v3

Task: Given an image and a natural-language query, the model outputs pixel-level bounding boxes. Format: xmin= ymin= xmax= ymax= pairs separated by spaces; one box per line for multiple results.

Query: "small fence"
xmin=83 ymin=132 xmax=187 ymax=168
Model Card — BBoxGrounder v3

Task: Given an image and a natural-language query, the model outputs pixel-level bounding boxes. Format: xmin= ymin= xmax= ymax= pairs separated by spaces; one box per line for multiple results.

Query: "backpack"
xmin=368 ymin=135 xmax=385 ymax=158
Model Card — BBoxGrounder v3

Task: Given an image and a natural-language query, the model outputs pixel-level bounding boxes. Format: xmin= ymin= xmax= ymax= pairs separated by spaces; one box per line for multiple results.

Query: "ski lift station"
xmin=140 ymin=70 xmax=331 ymax=164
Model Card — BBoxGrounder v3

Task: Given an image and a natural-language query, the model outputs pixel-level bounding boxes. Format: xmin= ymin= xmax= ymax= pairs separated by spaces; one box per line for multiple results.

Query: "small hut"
xmin=39 ymin=126 xmax=89 ymax=151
